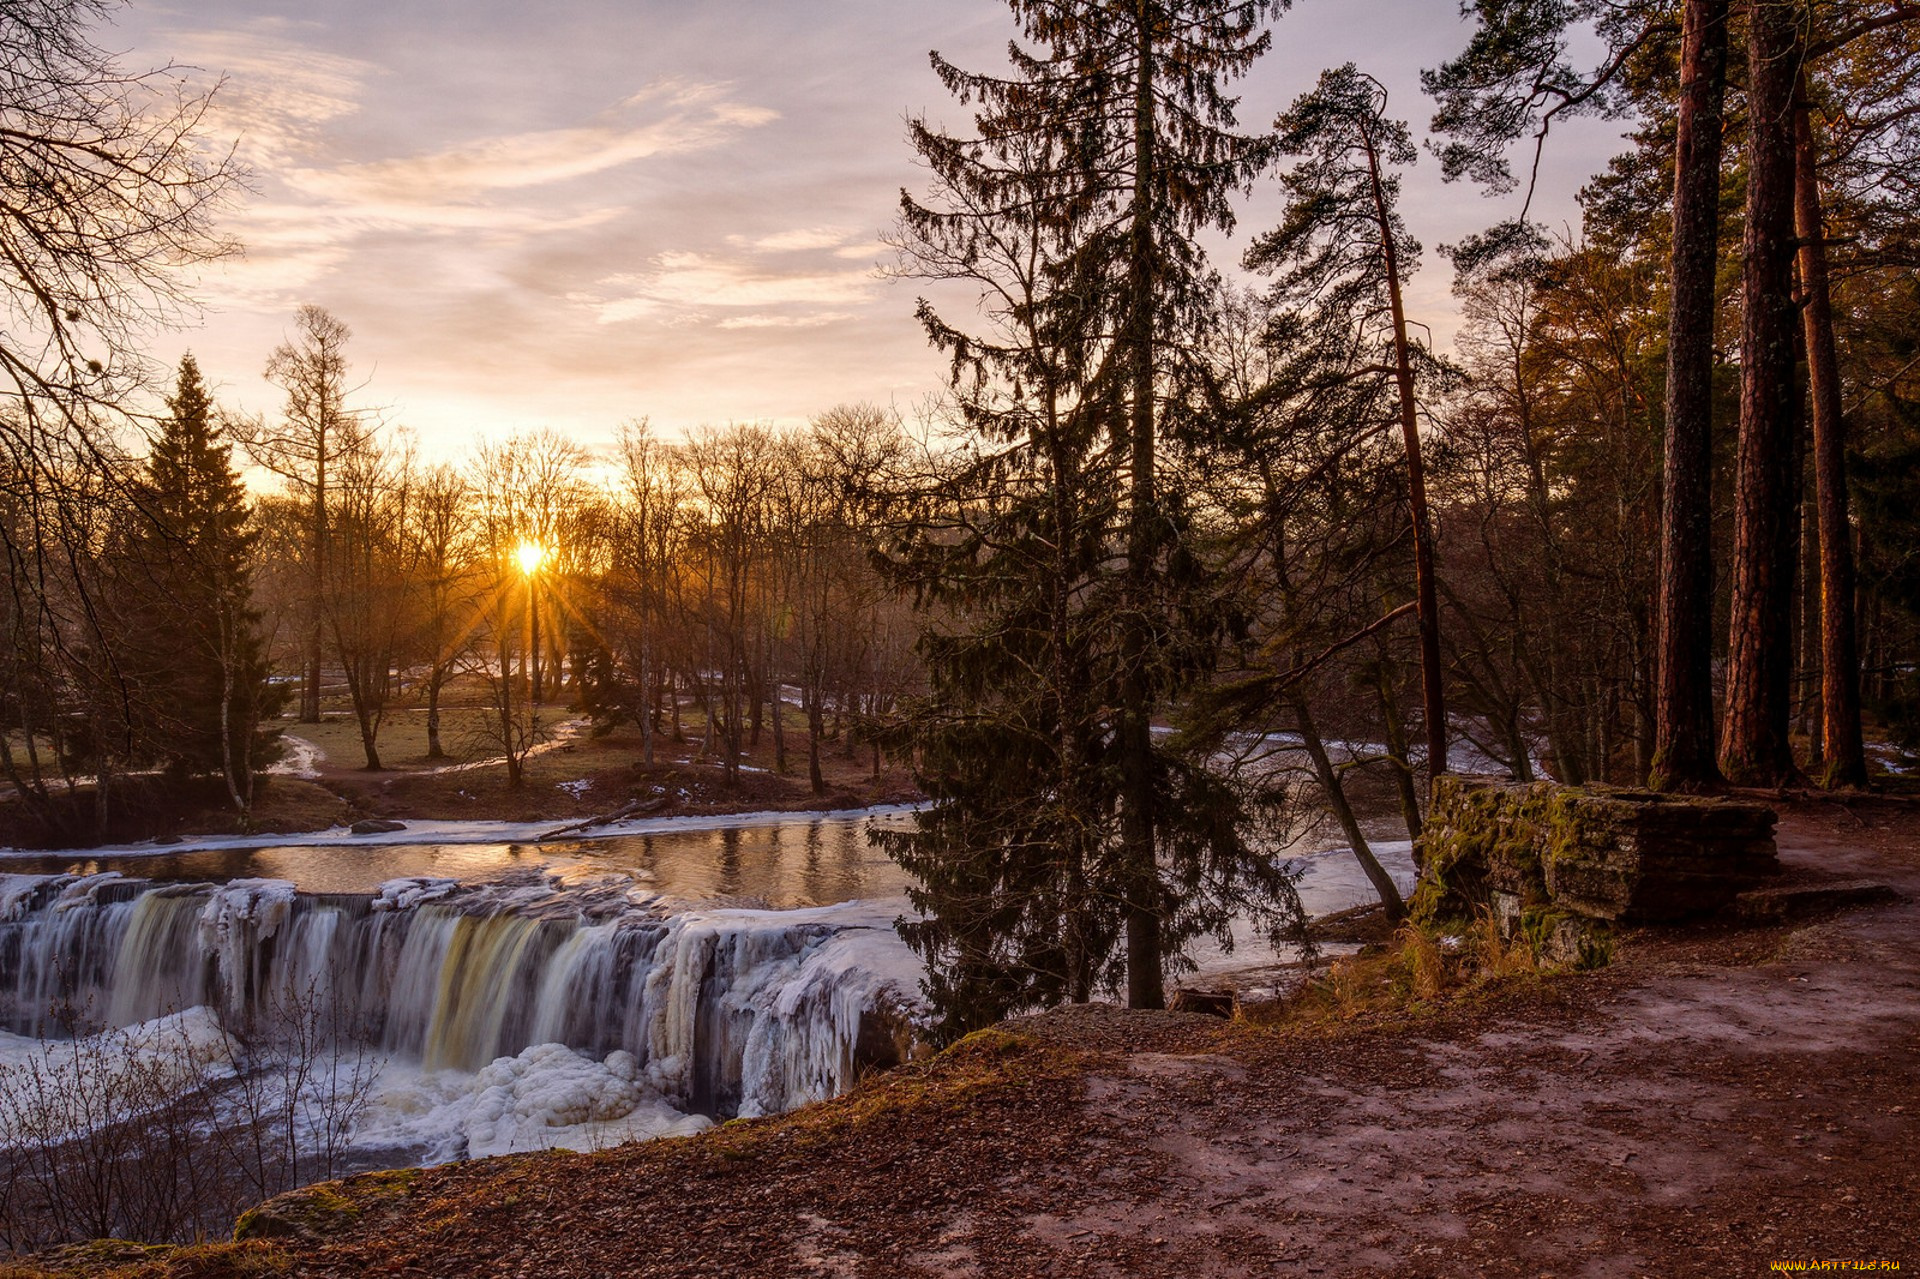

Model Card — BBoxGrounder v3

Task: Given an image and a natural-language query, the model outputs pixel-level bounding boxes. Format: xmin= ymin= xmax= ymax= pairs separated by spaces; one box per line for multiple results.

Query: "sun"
xmin=514 ymin=541 xmax=548 ymax=575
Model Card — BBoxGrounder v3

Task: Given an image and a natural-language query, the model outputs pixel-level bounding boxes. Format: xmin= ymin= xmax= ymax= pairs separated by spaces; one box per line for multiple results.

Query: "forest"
xmin=3 ymin=0 xmax=1919 ymax=1043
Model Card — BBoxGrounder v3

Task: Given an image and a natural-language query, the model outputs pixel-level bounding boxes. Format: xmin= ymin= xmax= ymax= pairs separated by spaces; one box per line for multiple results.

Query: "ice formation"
xmin=0 ymin=867 xmax=922 ymax=1164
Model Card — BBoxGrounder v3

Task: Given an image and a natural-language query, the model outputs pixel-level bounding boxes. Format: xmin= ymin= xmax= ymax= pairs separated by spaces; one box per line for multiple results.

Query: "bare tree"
xmin=0 ymin=0 xmax=242 ymax=420
xmin=239 ymin=306 xmax=365 ymax=723
xmin=404 ymin=463 xmax=478 ymax=760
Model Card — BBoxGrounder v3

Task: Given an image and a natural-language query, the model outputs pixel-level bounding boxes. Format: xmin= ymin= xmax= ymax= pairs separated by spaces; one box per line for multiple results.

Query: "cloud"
xmin=736 ymin=227 xmax=858 ymax=253
xmin=168 ymin=24 xmax=378 ymax=169
xmin=716 ymin=312 xmax=854 ymax=330
xmin=167 ymin=23 xmax=779 ymax=312
xmin=291 ymin=81 xmax=778 ymax=207
xmin=580 ymin=250 xmax=879 ymax=326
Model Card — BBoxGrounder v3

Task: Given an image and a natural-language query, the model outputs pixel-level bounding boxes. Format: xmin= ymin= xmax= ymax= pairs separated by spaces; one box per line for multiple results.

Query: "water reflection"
xmin=0 ymin=813 xmax=916 ymax=909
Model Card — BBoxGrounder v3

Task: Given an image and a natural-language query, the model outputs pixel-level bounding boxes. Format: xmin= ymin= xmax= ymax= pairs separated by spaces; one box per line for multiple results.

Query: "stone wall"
xmin=1415 ymin=775 xmax=1778 ymax=925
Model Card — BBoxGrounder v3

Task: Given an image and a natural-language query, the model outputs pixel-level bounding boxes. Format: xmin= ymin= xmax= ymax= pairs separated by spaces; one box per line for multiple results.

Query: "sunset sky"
xmin=117 ymin=0 xmax=1629 ymax=456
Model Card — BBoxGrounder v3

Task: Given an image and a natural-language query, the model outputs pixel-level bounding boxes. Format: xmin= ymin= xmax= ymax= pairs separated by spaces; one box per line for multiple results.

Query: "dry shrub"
xmin=1466 ymin=908 xmax=1539 ymax=980
xmin=0 ymin=984 xmax=382 ymax=1258
xmin=1394 ymin=923 xmax=1449 ymax=1001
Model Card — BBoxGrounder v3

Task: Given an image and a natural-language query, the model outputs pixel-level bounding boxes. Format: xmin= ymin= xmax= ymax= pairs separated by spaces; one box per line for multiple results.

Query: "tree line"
xmin=3 ymin=305 xmax=923 ymax=833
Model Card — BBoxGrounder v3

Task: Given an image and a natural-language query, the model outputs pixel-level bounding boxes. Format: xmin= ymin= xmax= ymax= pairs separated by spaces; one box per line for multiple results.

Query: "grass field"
xmin=281 ymin=704 xmax=529 ymax=771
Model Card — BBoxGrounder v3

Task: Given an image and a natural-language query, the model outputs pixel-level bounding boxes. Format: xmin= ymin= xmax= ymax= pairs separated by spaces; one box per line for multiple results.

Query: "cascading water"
xmin=0 ymin=867 xmax=924 ymax=1161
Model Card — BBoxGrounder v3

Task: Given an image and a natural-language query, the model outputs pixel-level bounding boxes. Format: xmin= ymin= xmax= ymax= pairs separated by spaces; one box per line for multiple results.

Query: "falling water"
xmin=0 ymin=869 xmax=922 ymax=1126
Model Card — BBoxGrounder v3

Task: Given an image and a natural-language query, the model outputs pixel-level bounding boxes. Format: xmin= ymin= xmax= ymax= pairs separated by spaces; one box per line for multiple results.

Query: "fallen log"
xmin=537 ymin=796 xmax=665 ymax=842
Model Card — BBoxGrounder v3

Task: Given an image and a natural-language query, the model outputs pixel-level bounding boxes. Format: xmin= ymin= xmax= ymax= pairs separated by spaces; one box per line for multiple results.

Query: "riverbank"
xmin=0 ymin=716 xmax=920 ymax=851
xmin=10 ymin=795 xmax=1912 ymax=1278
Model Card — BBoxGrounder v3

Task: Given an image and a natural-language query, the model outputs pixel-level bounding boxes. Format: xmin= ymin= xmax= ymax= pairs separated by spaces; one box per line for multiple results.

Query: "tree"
xmin=403 ymin=464 xmax=477 ymax=760
xmin=887 ymin=0 xmax=1305 ymax=1032
xmin=0 ymin=0 xmax=240 ymax=419
xmin=1249 ymin=62 xmax=1449 ymax=788
xmin=1187 ymin=288 xmax=1414 ymax=918
xmin=468 ymin=440 xmax=542 ymax=789
xmin=681 ymin=425 xmax=777 ymax=787
xmin=121 ymin=355 xmax=279 ymax=812
xmin=1651 ymin=0 xmax=1731 ymax=791
xmin=610 ymin=420 xmax=688 ymax=767
xmin=0 ymin=0 xmax=239 ymax=836
xmin=241 ymin=306 xmax=363 ymax=724
xmin=1719 ymin=0 xmax=1805 ymax=786
xmin=320 ymin=430 xmax=414 ymax=771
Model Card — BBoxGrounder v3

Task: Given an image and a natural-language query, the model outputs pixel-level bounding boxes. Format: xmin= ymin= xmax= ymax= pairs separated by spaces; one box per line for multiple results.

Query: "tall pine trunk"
xmin=1793 ymin=77 xmax=1867 ymax=787
xmin=1361 ymin=115 xmax=1447 ymax=790
xmin=1121 ymin=0 xmax=1164 ymax=1011
xmin=1652 ymin=0 xmax=1730 ymax=790
xmin=1721 ymin=0 xmax=1803 ymax=786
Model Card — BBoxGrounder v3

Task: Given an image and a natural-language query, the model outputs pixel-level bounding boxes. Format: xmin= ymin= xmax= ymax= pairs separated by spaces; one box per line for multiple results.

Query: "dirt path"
xmin=1025 ymin=802 xmax=1918 ymax=1277
xmin=26 ymin=801 xmax=1915 ymax=1279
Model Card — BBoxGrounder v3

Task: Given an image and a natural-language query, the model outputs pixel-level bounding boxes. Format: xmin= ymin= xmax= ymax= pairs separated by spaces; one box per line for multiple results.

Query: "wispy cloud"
xmin=716 ymin=312 xmax=854 ymax=330
xmin=734 ymin=227 xmax=857 ymax=253
xmin=581 ymin=251 xmax=877 ymax=325
xmin=166 ymin=23 xmax=780 ymax=311
xmin=293 ymin=82 xmax=777 ymax=207
xmin=171 ymin=24 xmax=378 ymax=169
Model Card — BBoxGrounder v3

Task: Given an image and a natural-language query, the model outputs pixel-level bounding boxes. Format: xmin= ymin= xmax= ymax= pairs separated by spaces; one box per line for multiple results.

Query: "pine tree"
xmin=1651 ymin=0 xmax=1730 ymax=791
xmin=1247 ymin=63 xmax=1448 ymax=791
xmin=1719 ymin=0 xmax=1805 ymax=786
xmin=125 ymin=355 xmax=281 ymax=813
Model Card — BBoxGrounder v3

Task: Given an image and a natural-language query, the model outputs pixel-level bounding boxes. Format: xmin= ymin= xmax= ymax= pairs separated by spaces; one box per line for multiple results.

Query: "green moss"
xmin=232 ymin=1169 xmax=416 ymax=1243
xmin=4 ymin=1240 xmax=291 ymax=1279
xmin=1517 ymin=906 xmax=1614 ymax=970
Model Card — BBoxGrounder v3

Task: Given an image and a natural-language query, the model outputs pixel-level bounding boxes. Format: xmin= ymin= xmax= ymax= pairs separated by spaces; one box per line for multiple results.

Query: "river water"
xmin=0 ymin=807 xmax=1414 ymax=1170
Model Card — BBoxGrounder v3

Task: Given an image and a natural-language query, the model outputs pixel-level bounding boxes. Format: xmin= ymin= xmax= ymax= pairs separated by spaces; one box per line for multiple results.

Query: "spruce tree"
xmin=887 ymin=0 xmax=1305 ymax=1035
xmin=126 ymin=354 xmax=280 ymax=813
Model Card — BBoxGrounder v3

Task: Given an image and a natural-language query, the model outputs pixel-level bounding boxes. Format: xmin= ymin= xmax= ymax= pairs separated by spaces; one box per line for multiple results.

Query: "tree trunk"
xmin=1120 ymin=0 xmax=1163 ymax=1011
xmin=1794 ymin=80 xmax=1867 ymax=787
xmin=529 ymin=580 xmax=543 ymax=706
xmin=1721 ymin=0 xmax=1804 ymax=787
xmin=218 ymin=607 xmax=249 ymax=820
xmin=770 ymin=665 xmax=786 ymax=773
xmin=639 ymin=641 xmax=654 ymax=766
xmin=806 ymin=689 xmax=825 ymax=794
xmin=1652 ymin=0 xmax=1730 ymax=791
xmin=1362 ymin=117 xmax=1447 ymax=785
xmin=425 ymin=667 xmax=446 ymax=760
xmin=1797 ymin=486 xmax=1822 ymax=759
xmin=1375 ymin=657 xmax=1425 ymax=845
xmin=1297 ymin=695 xmax=1404 ymax=921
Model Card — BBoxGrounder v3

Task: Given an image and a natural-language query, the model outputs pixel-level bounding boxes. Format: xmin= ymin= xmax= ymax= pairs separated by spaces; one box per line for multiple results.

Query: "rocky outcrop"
xmin=1416 ymin=776 xmax=1778 ymax=924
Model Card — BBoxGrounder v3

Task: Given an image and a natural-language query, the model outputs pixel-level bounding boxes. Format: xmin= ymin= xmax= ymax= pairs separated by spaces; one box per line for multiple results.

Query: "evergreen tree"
xmin=1652 ymin=0 xmax=1730 ymax=791
xmin=125 ymin=354 xmax=281 ymax=813
xmin=1719 ymin=0 xmax=1805 ymax=786
xmin=1247 ymin=63 xmax=1449 ymax=790
xmin=885 ymin=0 xmax=1305 ymax=1035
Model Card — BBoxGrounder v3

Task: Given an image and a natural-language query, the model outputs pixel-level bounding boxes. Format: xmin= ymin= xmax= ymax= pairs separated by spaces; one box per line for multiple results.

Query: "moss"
xmin=4 ymin=1240 xmax=291 ymax=1279
xmin=1517 ymin=906 xmax=1614 ymax=970
xmin=9 ymin=1240 xmax=172 ymax=1276
xmin=232 ymin=1169 xmax=416 ymax=1243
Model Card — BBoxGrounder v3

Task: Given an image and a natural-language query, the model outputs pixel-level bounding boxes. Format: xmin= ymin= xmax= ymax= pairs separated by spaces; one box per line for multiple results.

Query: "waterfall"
xmin=0 ymin=870 xmax=922 ymax=1124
